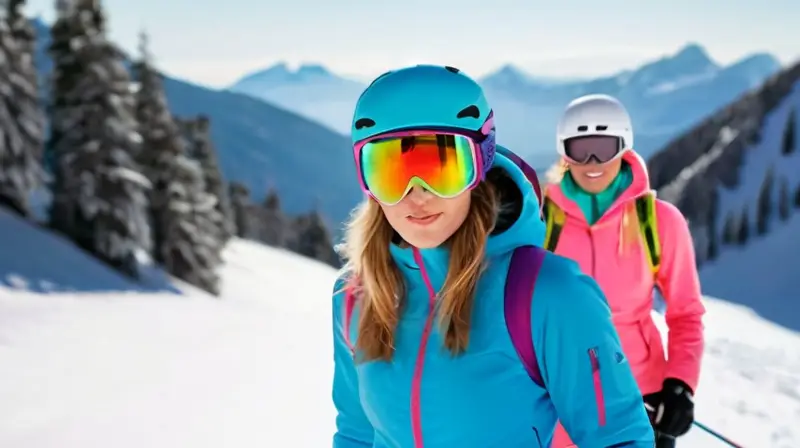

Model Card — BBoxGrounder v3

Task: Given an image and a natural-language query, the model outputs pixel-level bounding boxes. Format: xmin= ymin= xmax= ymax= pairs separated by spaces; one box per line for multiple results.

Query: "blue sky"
xmin=28 ymin=0 xmax=800 ymax=88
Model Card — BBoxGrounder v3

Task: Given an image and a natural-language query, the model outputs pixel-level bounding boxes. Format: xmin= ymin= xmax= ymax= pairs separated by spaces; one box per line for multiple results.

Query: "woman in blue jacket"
xmin=332 ymin=64 xmax=654 ymax=448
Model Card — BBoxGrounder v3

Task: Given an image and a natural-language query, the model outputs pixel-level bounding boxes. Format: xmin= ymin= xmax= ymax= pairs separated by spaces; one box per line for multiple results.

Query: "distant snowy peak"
xmin=622 ymin=43 xmax=719 ymax=90
xmin=722 ymin=53 xmax=782 ymax=86
xmin=644 ymin=50 xmax=781 ymax=96
xmin=480 ymin=64 xmax=588 ymax=89
xmin=482 ymin=64 xmax=533 ymax=86
xmin=230 ymin=62 xmax=353 ymax=90
xmin=481 ymin=43 xmax=757 ymax=94
xmin=671 ymin=42 xmax=718 ymax=72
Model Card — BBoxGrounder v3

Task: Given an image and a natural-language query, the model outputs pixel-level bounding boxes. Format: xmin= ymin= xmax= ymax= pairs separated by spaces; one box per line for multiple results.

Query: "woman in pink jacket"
xmin=544 ymin=94 xmax=706 ymax=448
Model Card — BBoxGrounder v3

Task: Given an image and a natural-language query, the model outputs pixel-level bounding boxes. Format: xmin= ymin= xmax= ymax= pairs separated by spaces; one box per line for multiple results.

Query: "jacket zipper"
xmin=587 ymin=227 xmax=596 ymax=277
xmin=588 ymin=347 xmax=607 ymax=426
xmin=410 ymin=248 xmax=437 ymax=448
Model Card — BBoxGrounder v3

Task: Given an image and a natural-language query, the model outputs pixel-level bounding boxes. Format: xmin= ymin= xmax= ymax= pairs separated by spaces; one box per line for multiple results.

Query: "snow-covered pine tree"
xmin=133 ymin=31 xmax=222 ymax=295
xmin=291 ymin=209 xmax=340 ymax=267
xmin=228 ymin=181 xmax=252 ymax=238
xmin=160 ymin=154 xmax=223 ymax=295
xmin=181 ymin=116 xmax=235 ymax=243
xmin=132 ymin=30 xmax=182 ymax=264
xmin=0 ymin=0 xmax=45 ymax=217
xmin=8 ymin=0 xmax=36 ymax=63
xmin=260 ymin=187 xmax=288 ymax=246
xmin=47 ymin=0 xmax=150 ymax=275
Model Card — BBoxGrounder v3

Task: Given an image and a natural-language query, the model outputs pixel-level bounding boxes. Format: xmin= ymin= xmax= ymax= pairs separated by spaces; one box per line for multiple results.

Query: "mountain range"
xmin=30 ymin=18 xmax=362 ymax=228
xmin=229 ymin=44 xmax=782 ymax=170
xmin=28 ymin=13 xmax=786 ymax=227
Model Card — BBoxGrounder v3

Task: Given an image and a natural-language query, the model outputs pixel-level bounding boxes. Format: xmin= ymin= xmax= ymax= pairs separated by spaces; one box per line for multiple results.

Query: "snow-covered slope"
xmin=700 ymin=80 xmax=800 ymax=330
xmin=0 ymin=209 xmax=797 ymax=446
xmin=0 ymin=210 xmax=338 ymax=447
xmin=651 ymin=63 xmax=800 ymax=332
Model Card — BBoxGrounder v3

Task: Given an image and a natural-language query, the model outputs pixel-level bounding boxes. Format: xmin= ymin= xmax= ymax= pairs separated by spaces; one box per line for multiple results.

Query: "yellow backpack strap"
xmin=634 ymin=193 xmax=661 ymax=275
xmin=543 ymin=198 xmax=566 ymax=252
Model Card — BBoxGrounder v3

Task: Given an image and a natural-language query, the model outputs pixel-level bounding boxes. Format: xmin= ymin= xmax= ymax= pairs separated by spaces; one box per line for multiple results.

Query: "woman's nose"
xmin=405 ymin=185 xmax=434 ymax=205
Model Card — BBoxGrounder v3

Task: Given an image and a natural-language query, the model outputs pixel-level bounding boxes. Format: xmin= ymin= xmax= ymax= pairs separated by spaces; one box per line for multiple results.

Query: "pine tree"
xmin=0 ymin=0 xmax=45 ymax=217
xmin=229 ymin=181 xmax=251 ymax=238
xmin=795 ymin=183 xmax=800 ymax=209
xmin=132 ymin=30 xmax=182 ymax=264
xmin=782 ymin=109 xmax=796 ymax=155
xmin=292 ymin=209 xmax=340 ymax=267
xmin=133 ymin=31 xmax=222 ymax=294
xmin=736 ymin=206 xmax=749 ymax=245
xmin=182 ymin=116 xmax=235 ymax=243
xmin=47 ymin=0 xmax=150 ymax=275
xmin=721 ymin=211 xmax=737 ymax=245
xmin=706 ymin=224 xmax=718 ymax=261
xmin=778 ymin=178 xmax=791 ymax=221
xmin=160 ymin=155 xmax=223 ymax=295
xmin=260 ymin=187 xmax=287 ymax=246
xmin=755 ymin=167 xmax=774 ymax=236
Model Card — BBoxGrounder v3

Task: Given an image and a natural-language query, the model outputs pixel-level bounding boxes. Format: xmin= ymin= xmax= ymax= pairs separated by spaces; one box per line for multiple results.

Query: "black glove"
xmin=643 ymin=378 xmax=694 ymax=437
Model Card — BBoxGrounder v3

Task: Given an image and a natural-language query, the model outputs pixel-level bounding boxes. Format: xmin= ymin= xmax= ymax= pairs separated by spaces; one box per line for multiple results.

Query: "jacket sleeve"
xmin=331 ymin=282 xmax=374 ymax=447
xmin=532 ymin=254 xmax=654 ymax=448
xmin=655 ymin=200 xmax=706 ymax=392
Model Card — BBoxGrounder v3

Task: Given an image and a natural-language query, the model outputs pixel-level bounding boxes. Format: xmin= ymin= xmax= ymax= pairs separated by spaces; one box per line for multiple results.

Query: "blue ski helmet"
xmin=351 ymin=65 xmax=496 ymax=176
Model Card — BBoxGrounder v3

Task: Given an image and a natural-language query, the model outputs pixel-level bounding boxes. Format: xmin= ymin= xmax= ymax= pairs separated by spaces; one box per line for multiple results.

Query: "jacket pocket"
xmin=616 ymin=320 xmax=652 ymax=366
xmin=588 ymin=347 xmax=607 ymax=427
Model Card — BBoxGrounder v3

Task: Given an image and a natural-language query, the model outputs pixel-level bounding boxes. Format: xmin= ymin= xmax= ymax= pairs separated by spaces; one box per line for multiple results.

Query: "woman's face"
xmin=566 ymin=156 xmax=623 ymax=194
xmin=380 ymin=186 xmax=471 ymax=249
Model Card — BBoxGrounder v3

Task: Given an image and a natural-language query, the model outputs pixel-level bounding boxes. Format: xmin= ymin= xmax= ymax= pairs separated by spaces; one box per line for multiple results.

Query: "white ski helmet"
xmin=556 ymin=94 xmax=633 ymax=159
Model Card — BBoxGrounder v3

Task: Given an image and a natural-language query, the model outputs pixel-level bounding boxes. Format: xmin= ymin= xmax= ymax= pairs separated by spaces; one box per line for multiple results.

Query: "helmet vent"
xmin=595 ymin=125 xmax=608 ymax=131
xmin=354 ymin=118 xmax=376 ymax=130
xmin=444 ymin=66 xmax=460 ymax=73
xmin=577 ymin=125 xmax=588 ymax=132
xmin=456 ymin=105 xmax=480 ymax=119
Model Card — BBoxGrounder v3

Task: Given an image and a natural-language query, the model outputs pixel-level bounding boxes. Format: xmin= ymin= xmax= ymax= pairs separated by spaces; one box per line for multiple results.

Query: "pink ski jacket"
xmin=546 ymin=151 xmax=705 ymax=447
xmin=545 ymin=151 xmax=705 ymax=396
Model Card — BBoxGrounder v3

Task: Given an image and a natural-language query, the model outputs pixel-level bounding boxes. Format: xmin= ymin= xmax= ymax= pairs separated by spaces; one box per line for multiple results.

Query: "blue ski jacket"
xmin=332 ymin=153 xmax=654 ymax=448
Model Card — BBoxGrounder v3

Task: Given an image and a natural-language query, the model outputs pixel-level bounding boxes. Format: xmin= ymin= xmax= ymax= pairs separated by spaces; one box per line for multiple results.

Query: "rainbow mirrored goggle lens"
xmin=357 ymin=132 xmax=480 ymax=205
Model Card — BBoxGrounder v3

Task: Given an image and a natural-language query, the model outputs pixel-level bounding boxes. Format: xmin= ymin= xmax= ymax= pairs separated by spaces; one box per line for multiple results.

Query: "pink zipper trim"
xmin=410 ymin=248 xmax=437 ymax=448
xmin=588 ymin=348 xmax=607 ymax=427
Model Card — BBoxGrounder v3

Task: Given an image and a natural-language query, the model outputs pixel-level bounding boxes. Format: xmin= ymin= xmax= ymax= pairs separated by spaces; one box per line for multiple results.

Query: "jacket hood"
xmin=389 ymin=152 xmax=545 ymax=271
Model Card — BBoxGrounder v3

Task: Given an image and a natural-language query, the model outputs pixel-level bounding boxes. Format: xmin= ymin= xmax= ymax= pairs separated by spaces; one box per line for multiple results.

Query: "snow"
xmin=713 ymin=79 xmax=800 ymax=227
xmin=0 ymin=217 xmax=338 ymax=447
xmin=701 ymin=208 xmax=800 ymax=333
xmin=652 ymin=303 xmax=800 ymax=447
xmin=646 ymin=70 xmax=719 ymax=95
xmin=658 ymin=125 xmax=739 ymax=201
xmin=699 ymin=78 xmax=800 ymax=332
xmin=0 ymin=208 xmax=797 ymax=447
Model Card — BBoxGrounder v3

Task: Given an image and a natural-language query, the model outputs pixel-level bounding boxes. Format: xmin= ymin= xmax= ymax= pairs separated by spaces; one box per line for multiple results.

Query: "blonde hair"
xmin=543 ymin=157 xmax=641 ymax=255
xmin=338 ymin=181 xmax=499 ymax=362
xmin=544 ymin=158 xmax=570 ymax=186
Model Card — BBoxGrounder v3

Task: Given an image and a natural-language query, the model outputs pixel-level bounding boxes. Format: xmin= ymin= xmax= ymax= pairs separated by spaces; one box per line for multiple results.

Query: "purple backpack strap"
xmin=504 ymin=245 xmax=547 ymax=388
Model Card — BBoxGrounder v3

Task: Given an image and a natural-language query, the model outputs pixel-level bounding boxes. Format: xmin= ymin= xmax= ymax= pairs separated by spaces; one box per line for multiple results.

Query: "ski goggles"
xmin=562 ymin=135 xmax=627 ymax=164
xmin=353 ymin=123 xmax=492 ymax=206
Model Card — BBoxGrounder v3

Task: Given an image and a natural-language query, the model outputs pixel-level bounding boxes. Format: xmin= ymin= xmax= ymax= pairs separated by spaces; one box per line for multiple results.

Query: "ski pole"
xmin=692 ymin=420 xmax=743 ymax=448
xmin=644 ymin=403 xmax=743 ymax=448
